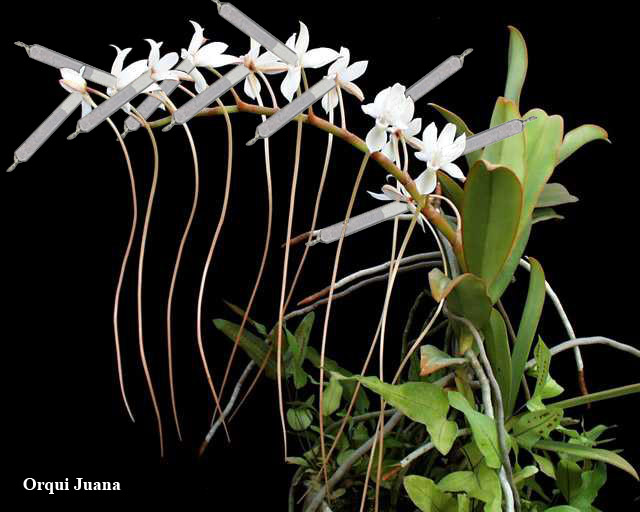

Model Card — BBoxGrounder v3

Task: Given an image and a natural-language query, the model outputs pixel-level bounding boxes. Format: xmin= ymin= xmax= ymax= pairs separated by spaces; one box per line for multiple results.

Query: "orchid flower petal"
xmin=302 ymin=47 xmax=339 ymax=68
xmin=280 ymin=66 xmax=301 ymax=102
xmin=365 ymin=124 xmax=388 ymax=153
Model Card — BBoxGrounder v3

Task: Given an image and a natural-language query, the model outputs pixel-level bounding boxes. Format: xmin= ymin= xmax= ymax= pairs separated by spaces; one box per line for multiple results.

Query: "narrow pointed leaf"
xmin=483 ymin=308 xmax=512 ymax=405
xmin=504 ymin=25 xmax=528 ymax=106
xmin=534 ymin=440 xmax=639 ymax=480
xmin=558 ymin=124 xmax=609 ymax=165
xmin=536 ymin=183 xmax=578 ymax=208
xmin=213 ymin=318 xmax=277 ymax=378
xmin=509 ymin=257 xmax=545 ymax=414
xmin=548 ymin=383 xmax=640 ymax=409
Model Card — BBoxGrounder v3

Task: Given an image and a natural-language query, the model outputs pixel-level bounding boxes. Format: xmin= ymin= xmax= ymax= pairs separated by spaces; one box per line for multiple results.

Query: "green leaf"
xmin=462 ymin=159 xmax=523 ymax=300
xmin=287 ymin=407 xmax=312 ymax=431
xmin=513 ymin=465 xmax=538 ymax=485
xmin=536 ymin=183 xmax=578 ymax=208
xmin=420 ymin=345 xmax=467 ymax=377
xmin=438 ymin=464 xmax=501 ymax=510
xmin=534 ymin=440 xmax=639 ymax=480
xmin=457 ymin=494 xmax=470 ymax=512
xmin=544 ymin=507 xmax=581 ymax=512
xmin=222 ymin=300 xmax=268 ymax=335
xmin=357 ymin=376 xmax=456 ymax=455
xmin=558 ymin=124 xmax=609 ymax=165
xmin=548 ymin=383 xmax=640 ymax=409
xmin=532 ymin=207 xmax=564 ymax=224
xmin=509 ymin=257 xmax=545 ymax=414
xmin=571 ymin=463 xmax=607 ymax=510
xmin=504 ymin=26 xmax=528 ymax=106
xmin=294 ymin=312 xmax=314 ymax=361
xmin=557 ymin=459 xmax=582 ymax=502
xmin=437 ymin=170 xmax=465 ymax=211
xmin=445 ymin=273 xmax=493 ymax=329
xmin=482 ymin=98 xmax=526 ymax=182
xmin=428 ymin=268 xmax=451 ymax=302
xmin=429 ymin=103 xmax=482 ymax=167
xmin=488 ymin=221 xmax=531 ymax=302
xmin=448 ymin=391 xmax=501 ymax=469
xmin=404 ymin=475 xmax=457 ymax=512
xmin=213 ymin=318 xmax=277 ymax=379
xmin=513 ymin=407 xmax=563 ymax=450
xmin=527 ymin=337 xmax=551 ymax=411
xmin=519 ymin=108 xmax=564 ymax=234
xmin=533 ymin=453 xmax=556 ymax=479
xmin=322 ymin=375 xmax=343 ymax=416
xmin=483 ymin=308 xmax=512 ymax=405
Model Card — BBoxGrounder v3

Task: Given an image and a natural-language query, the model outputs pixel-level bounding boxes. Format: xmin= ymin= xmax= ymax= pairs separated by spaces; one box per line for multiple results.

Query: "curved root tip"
xmin=67 ymin=128 xmax=81 ymax=140
xmin=7 ymin=158 xmax=20 ymax=172
xmin=14 ymin=41 xmax=31 ymax=54
xmin=459 ymin=48 xmax=474 ymax=62
xmin=162 ymin=121 xmax=175 ymax=133
xmin=246 ymin=135 xmax=259 ymax=146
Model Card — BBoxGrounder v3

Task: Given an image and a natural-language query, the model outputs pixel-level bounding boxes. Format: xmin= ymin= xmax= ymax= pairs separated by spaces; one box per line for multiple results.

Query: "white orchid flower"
xmin=280 ymin=21 xmax=340 ymax=102
xmin=59 ymin=67 xmax=93 ymax=117
xmin=321 ymin=46 xmax=368 ymax=113
xmin=366 ymin=173 xmax=434 ymax=230
xmin=235 ymin=38 xmax=284 ymax=100
xmin=107 ymin=45 xmax=148 ymax=112
xmin=145 ymin=39 xmax=193 ymax=93
xmin=180 ymin=20 xmax=238 ymax=93
xmin=414 ymin=122 xmax=467 ymax=182
xmin=380 ymin=118 xmax=422 ymax=163
xmin=361 ymin=83 xmax=418 ymax=154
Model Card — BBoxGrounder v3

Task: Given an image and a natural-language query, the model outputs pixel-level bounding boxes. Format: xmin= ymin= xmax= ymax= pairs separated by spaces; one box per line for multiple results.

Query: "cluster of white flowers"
xmin=58 ymin=19 xmax=467 ymax=197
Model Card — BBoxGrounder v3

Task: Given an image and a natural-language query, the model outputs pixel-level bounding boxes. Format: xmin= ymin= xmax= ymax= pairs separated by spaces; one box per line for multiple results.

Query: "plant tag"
xmin=406 ymin=49 xmax=472 ymax=102
xmin=247 ymin=77 xmax=336 ymax=145
xmin=214 ymin=2 xmax=298 ymax=66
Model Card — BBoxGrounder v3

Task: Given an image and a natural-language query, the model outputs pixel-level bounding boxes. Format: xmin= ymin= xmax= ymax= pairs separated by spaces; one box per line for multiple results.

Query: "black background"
xmin=2 ymin=0 xmax=638 ymax=507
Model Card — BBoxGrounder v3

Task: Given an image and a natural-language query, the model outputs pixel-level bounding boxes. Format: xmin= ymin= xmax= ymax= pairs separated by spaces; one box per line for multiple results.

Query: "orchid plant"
xmin=15 ymin=15 xmax=639 ymax=512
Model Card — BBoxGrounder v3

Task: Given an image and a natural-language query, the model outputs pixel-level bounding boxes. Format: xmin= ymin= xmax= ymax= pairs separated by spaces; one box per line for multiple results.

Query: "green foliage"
xmin=461 ymin=159 xmax=523 ymax=302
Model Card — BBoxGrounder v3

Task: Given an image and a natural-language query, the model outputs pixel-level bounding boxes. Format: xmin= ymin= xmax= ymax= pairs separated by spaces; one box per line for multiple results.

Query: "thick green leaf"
xmin=536 ymin=183 xmax=578 ymax=208
xmin=557 ymin=459 xmax=582 ymax=503
xmin=448 ymin=391 xmax=501 ymax=469
xmin=322 ymin=374 xmax=343 ymax=416
xmin=534 ymin=440 xmax=639 ymax=480
xmin=404 ymin=475 xmax=457 ymax=512
xmin=504 ymin=25 xmax=528 ymax=106
xmin=420 ymin=345 xmax=467 ymax=376
xmin=558 ymin=124 xmax=609 ymax=165
xmin=357 ymin=376 xmax=457 ymax=454
xmin=519 ymin=108 xmax=564 ymax=234
xmin=287 ymin=407 xmax=312 ymax=431
xmin=549 ymin=383 xmax=640 ymax=409
xmin=482 ymin=98 xmax=526 ymax=182
xmin=513 ymin=407 xmax=563 ymax=449
xmin=462 ymin=159 xmax=523 ymax=297
xmin=509 ymin=257 xmax=545 ymax=414
xmin=437 ymin=170 xmax=464 ymax=210
xmin=527 ymin=337 xmax=551 ymax=410
xmin=429 ymin=103 xmax=482 ymax=167
xmin=532 ymin=207 xmax=564 ymax=224
xmin=445 ymin=273 xmax=493 ymax=329
xmin=483 ymin=308 xmax=512 ymax=405
xmin=489 ymin=221 xmax=531 ymax=302
xmin=457 ymin=494 xmax=470 ymax=512
xmin=213 ymin=318 xmax=277 ymax=379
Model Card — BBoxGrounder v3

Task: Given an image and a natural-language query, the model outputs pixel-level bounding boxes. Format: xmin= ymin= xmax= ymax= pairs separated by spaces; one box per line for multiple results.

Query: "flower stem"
xmin=147 ymin=102 xmax=463 ymax=262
